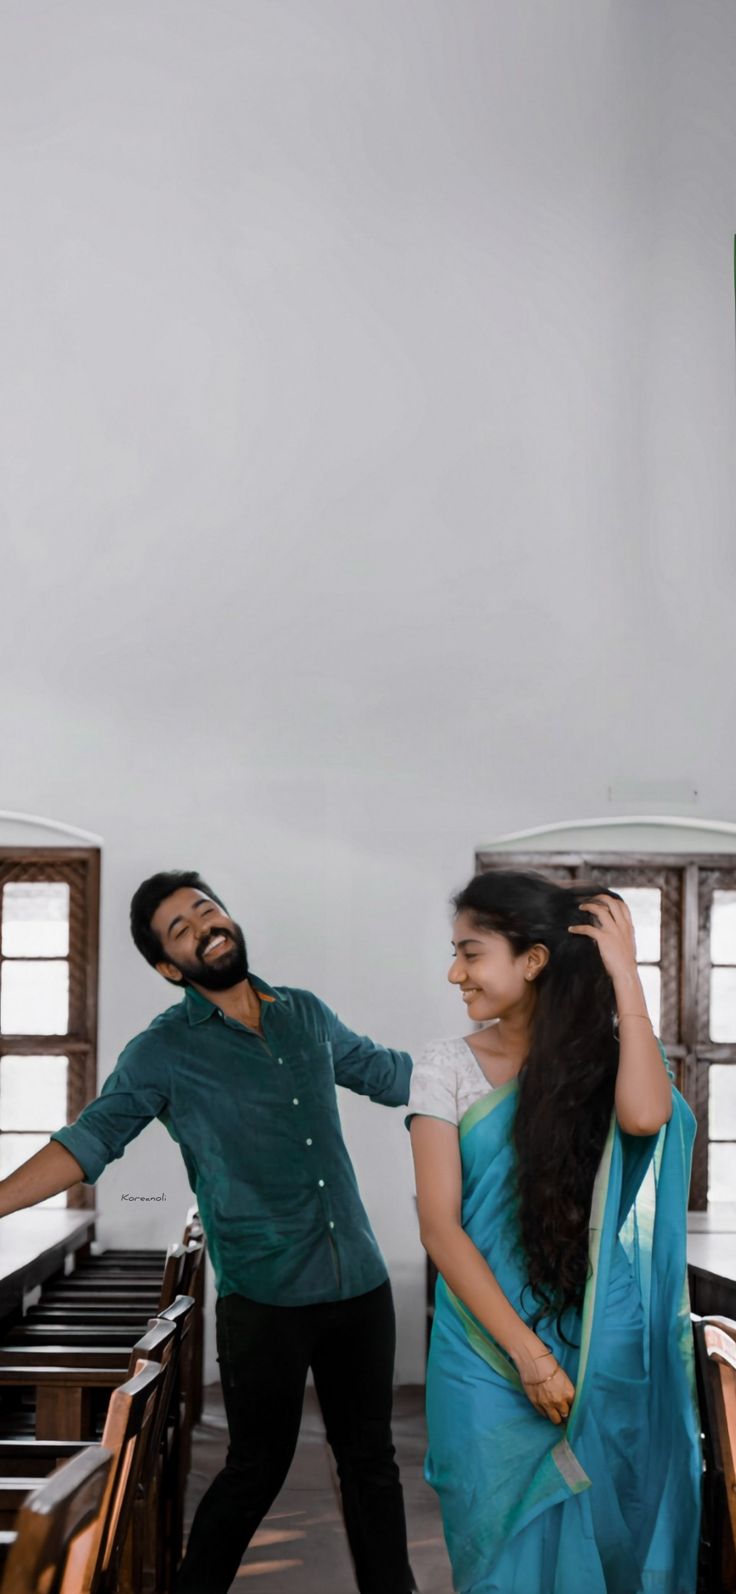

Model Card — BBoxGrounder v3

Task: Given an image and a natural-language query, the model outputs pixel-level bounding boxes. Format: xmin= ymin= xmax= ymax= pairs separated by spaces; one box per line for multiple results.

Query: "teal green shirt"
xmin=51 ymin=977 xmax=413 ymax=1306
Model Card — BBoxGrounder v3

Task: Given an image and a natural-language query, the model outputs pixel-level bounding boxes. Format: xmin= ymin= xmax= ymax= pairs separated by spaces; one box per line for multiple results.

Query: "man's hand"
xmin=0 ymin=1142 xmax=86 ymax=1217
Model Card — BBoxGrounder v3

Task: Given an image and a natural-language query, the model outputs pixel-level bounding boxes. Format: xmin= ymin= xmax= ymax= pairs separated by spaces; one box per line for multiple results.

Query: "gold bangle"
xmin=522 ymin=1365 xmax=560 ymax=1387
xmin=617 ymin=1013 xmax=652 ymax=1022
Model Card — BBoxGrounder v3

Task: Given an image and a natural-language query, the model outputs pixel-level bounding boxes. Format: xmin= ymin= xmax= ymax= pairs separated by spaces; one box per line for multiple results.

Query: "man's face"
xmin=151 ymin=888 xmax=249 ymax=990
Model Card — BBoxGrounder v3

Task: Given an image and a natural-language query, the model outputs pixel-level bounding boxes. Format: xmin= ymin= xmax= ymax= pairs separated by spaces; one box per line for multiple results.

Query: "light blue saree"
xmin=426 ymin=1074 xmax=702 ymax=1593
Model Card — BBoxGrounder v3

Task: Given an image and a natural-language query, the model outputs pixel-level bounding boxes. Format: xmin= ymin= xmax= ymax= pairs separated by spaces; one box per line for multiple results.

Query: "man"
xmin=0 ymin=870 xmax=416 ymax=1594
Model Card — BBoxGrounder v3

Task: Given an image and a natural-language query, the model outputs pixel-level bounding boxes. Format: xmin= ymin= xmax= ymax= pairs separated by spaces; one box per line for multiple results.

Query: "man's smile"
xmin=200 ymin=932 xmax=230 ymax=959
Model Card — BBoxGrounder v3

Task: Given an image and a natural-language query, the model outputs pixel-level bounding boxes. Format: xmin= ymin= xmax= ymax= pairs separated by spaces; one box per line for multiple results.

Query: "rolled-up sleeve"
xmin=49 ymin=1039 xmax=170 ymax=1184
xmin=314 ymin=1000 xmax=412 ymax=1106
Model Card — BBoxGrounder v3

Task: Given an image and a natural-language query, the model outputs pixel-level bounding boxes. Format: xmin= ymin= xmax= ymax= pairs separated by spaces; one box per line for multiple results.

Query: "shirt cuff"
xmin=49 ymin=1127 xmax=108 ymax=1185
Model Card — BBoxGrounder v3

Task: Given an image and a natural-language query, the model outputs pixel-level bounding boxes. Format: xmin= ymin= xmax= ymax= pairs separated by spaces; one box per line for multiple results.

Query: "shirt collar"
xmin=185 ymin=975 xmax=278 ymax=1026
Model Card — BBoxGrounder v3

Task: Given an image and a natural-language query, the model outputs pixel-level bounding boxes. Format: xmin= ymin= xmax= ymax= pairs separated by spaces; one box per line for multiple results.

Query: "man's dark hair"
xmin=130 ymin=870 xmax=227 ymax=968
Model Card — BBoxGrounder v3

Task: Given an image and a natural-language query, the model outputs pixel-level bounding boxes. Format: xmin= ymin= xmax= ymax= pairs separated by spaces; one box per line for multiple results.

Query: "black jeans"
xmin=174 ymin=1280 xmax=415 ymax=1594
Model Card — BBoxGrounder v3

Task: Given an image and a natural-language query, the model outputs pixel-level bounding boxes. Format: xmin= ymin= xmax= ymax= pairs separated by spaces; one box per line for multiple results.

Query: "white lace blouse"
xmin=406 ymin=1033 xmax=498 ymax=1128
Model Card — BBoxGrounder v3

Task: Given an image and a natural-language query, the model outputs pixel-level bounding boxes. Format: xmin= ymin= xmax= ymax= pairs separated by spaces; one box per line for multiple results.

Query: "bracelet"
xmin=520 ymin=1347 xmax=559 ymax=1386
xmin=616 ymin=1013 xmax=652 ymax=1022
xmin=522 ymin=1364 xmax=560 ymax=1387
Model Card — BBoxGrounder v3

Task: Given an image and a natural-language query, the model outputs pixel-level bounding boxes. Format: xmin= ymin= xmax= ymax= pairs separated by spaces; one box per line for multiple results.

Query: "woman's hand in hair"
xmin=570 ymin=894 xmax=673 ymax=1133
xmin=568 ymin=893 xmax=638 ymax=984
xmin=518 ymin=1350 xmax=575 ymax=1425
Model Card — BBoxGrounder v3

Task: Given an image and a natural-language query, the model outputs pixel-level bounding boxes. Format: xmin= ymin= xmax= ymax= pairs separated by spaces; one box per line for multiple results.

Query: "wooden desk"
xmin=687 ymin=1205 xmax=736 ymax=1319
xmin=0 ymin=1211 xmax=96 ymax=1320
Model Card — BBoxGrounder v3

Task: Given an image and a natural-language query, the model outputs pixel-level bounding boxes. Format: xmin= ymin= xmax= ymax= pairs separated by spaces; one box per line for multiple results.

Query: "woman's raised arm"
xmin=569 ymin=896 xmax=673 ymax=1135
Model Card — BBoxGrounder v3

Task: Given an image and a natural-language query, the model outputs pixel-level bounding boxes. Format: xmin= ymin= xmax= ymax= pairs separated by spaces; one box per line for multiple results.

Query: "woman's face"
xmin=448 ymin=910 xmax=544 ymax=1022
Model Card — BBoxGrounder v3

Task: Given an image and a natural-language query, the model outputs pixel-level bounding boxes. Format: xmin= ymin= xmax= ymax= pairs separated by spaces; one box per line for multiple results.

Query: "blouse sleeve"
xmin=405 ymin=1040 xmax=459 ymax=1128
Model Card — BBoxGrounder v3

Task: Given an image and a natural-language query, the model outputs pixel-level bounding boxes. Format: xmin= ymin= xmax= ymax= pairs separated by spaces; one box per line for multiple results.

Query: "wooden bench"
xmin=0 ymin=1444 xmax=112 ymax=1594
xmin=693 ymin=1314 xmax=736 ymax=1593
xmin=0 ymin=1351 xmax=169 ymax=1594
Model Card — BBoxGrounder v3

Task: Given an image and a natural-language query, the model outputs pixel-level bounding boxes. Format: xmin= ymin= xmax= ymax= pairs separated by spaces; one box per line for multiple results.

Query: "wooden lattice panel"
xmin=0 ymin=849 xmax=100 ymax=1211
xmin=476 ymin=855 xmax=579 ymax=884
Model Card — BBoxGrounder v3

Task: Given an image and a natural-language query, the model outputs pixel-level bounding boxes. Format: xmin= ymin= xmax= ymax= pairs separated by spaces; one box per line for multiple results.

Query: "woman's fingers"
xmin=524 ymin=1367 xmax=576 ymax=1425
xmin=580 ymin=895 xmax=632 ymax=929
xmin=535 ymin=1394 xmax=564 ymax=1423
xmin=570 ymin=897 xmax=637 ymax=972
xmin=580 ymin=899 xmax=607 ymax=918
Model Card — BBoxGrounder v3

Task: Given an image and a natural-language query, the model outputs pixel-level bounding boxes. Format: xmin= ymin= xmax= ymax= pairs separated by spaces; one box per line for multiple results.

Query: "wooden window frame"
xmin=476 ymin=849 xmax=736 ymax=1209
xmin=0 ymin=847 xmax=100 ymax=1210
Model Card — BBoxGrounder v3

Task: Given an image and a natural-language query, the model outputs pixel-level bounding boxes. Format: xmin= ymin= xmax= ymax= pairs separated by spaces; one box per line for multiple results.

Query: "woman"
xmin=409 ymin=870 xmax=701 ymax=1594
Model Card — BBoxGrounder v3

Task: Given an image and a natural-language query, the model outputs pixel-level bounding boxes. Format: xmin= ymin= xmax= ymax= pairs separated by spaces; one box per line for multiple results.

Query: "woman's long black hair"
xmin=453 ymin=869 xmax=620 ymax=1326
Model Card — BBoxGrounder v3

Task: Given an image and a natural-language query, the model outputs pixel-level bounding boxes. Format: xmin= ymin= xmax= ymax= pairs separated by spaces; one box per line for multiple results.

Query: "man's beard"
xmin=171 ymin=923 xmax=249 ymax=991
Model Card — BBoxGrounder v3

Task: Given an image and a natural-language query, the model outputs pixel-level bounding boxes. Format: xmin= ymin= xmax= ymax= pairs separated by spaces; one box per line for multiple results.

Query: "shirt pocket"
xmin=286 ymin=1042 xmax=338 ymax=1113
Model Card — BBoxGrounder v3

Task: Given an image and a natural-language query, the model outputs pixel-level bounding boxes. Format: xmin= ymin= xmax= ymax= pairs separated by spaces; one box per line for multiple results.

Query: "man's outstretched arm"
xmin=0 ymin=1142 xmax=87 ymax=1217
xmin=0 ymin=1034 xmax=171 ymax=1219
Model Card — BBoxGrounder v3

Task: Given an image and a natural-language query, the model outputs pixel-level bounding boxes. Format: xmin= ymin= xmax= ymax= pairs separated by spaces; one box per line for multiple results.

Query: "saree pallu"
xmin=426 ymin=1079 xmax=702 ymax=1593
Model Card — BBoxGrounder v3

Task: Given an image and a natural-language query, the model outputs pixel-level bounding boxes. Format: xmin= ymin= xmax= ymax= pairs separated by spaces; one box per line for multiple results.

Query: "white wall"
xmin=2 ymin=1 xmax=735 ymax=1379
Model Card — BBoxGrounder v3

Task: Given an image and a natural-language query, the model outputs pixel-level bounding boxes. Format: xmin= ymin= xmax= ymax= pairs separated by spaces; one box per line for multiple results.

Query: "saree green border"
xmin=550 ymin=1436 xmax=591 ymax=1493
xmin=447 ymin=1083 xmax=525 ymax=1387
xmin=458 ymin=1075 xmax=518 ymax=1140
xmin=442 ymin=1280 xmax=523 ymax=1387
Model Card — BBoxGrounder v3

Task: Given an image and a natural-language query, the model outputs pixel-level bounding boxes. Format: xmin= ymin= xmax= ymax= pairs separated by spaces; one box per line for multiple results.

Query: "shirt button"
xmin=277 ymin=1057 xmax=283 ymax=1065
xmin=329 ymin=1221 xmax=335 ymax=1229
xmin=292 ymin=1097 xmax=299 ymax=1106
xmin=318 ymin=1179 xmax=325 ymax=1188
xmin=306 ymin=1138 xmax=313 ymax=1146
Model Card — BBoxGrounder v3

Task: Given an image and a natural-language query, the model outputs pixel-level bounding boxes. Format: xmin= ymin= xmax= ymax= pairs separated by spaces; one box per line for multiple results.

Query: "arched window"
xmin=0 ymin=847 xmax=100 ymax=1209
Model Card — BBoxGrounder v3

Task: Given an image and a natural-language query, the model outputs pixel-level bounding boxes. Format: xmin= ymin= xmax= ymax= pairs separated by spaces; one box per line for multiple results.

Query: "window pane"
xmin=710 ymin=969 xmax=736 ymax=1043
xmin=0 ymin=962 xmax=69 ymax=1034
xmin=0 ymin=1132 xmax=66 ymax=1209
xmin=0 ymin=1056 xmax=68 ymax=1130
xmin=711 ymin=891 xmax=736 ymax=965
xmin=637 ymin=965 xmax=661 ymax=1031
xmin=709 ymin=1065 xmax=736 ymax=1139
xmin=616 ymin=888 xmax=661 ymax=963
xmin=708 ymin=1141 xmax=736 ymax=1203
xmin=2 ymin=883 xmax=70 ymax=958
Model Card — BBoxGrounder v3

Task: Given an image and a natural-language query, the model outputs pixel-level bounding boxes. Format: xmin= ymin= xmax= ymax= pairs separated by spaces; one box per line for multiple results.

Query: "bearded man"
xmin=0 ymin=870 xmax=415 ymax=1594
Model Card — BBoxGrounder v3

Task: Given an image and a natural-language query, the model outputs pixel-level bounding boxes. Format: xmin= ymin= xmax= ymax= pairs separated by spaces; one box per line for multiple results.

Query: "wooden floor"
xmin=184 ymin=1384 xmax=454 ymax=1593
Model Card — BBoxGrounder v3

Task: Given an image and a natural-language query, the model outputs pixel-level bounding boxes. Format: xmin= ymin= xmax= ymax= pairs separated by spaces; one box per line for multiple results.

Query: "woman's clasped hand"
xmin=516 ymin=1345 xmax=575 ymax=1426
